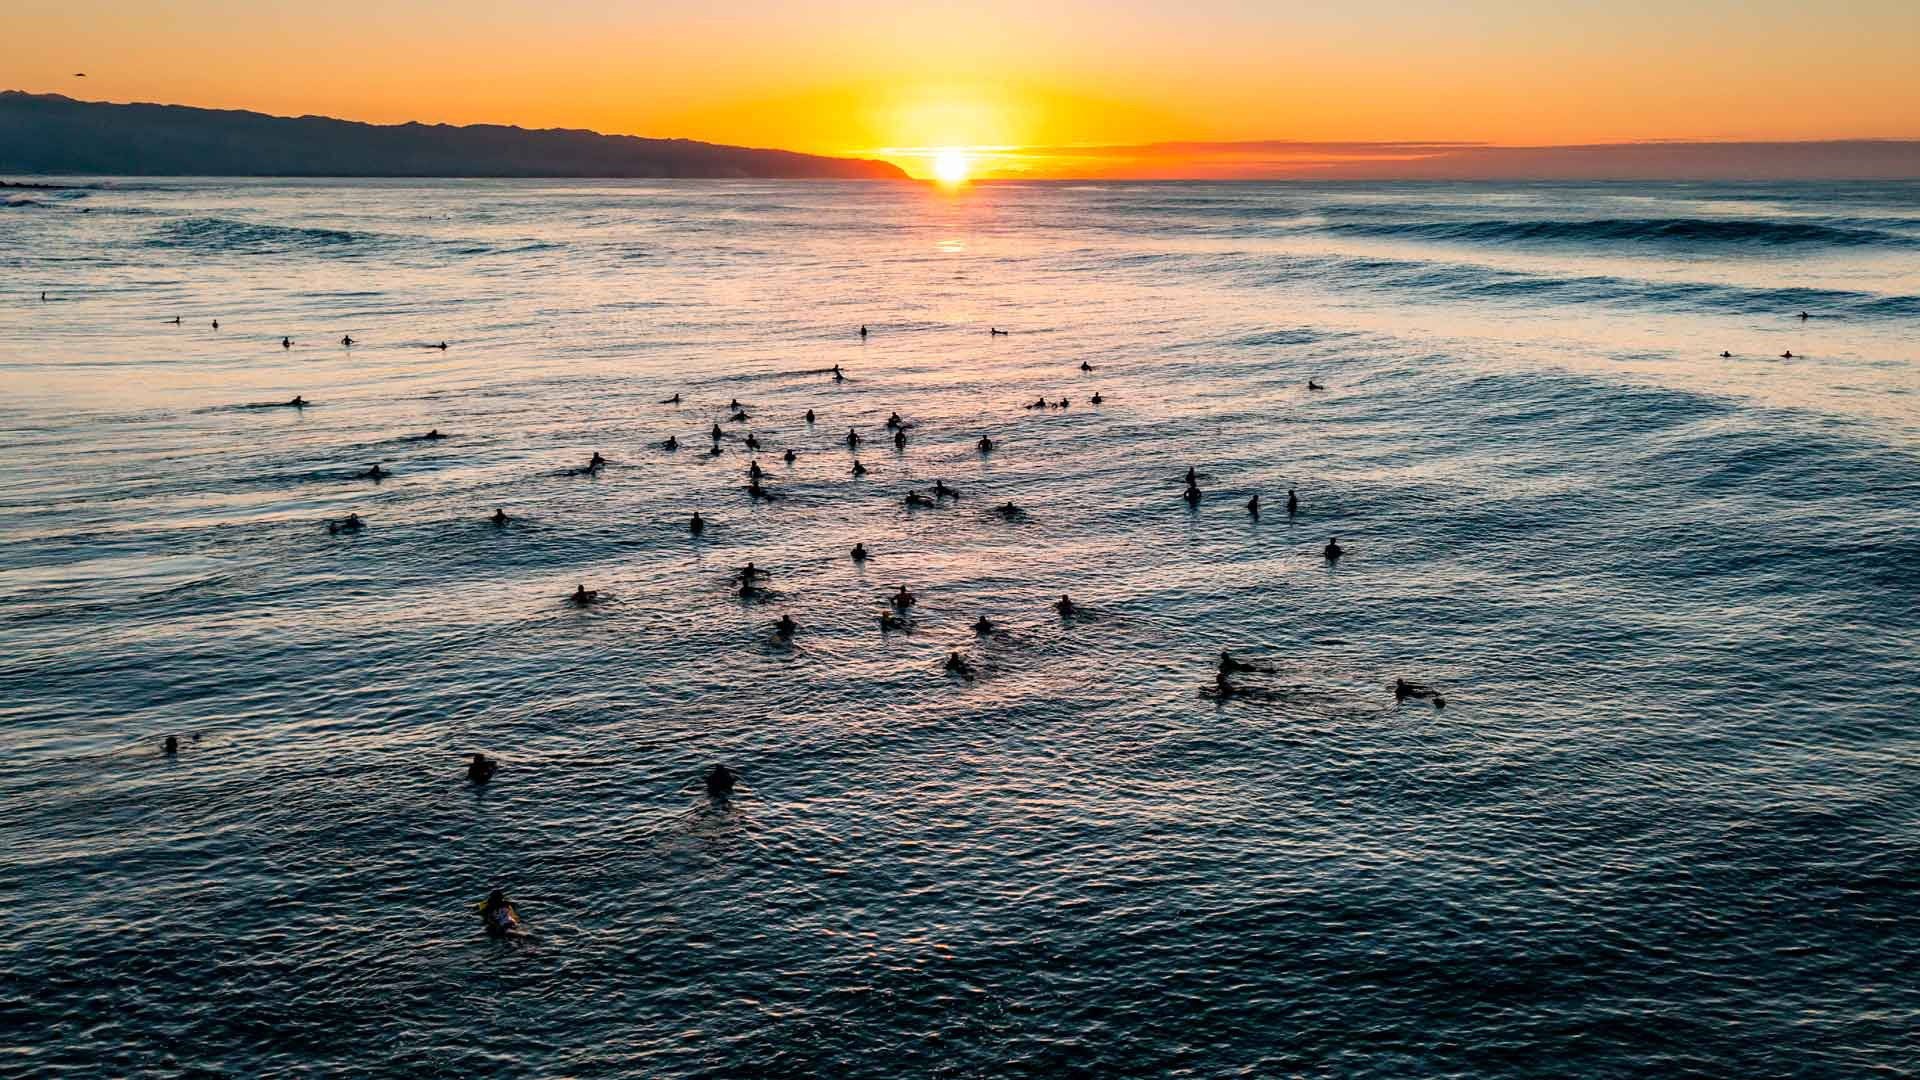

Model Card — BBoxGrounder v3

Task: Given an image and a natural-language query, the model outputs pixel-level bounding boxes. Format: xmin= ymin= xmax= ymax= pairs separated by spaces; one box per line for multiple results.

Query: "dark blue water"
xmin=2 ymin=180 xmax=1917 ymax=1078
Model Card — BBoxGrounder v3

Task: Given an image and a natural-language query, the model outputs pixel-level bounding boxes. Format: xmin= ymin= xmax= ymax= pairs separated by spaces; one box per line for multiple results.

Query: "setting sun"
xmin=932 ymin=148 xmax=969 ymax=184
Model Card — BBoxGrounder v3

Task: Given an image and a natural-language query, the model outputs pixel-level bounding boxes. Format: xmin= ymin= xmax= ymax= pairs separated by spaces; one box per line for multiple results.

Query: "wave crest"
xmin=146 ymin=217 xmax=381 ymax=252
xmin=1324 ymin=216 xmax=1915 ymax=247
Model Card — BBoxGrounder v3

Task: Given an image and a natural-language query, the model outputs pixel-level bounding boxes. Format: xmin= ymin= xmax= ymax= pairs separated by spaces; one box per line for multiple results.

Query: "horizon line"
xmin=10 ymin=90 xmax=1920 ymax=182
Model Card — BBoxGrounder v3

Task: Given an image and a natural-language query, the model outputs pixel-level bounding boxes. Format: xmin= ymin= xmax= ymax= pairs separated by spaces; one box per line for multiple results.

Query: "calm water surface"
xmin=2 ymin=179 xmax=1917 ymax=1078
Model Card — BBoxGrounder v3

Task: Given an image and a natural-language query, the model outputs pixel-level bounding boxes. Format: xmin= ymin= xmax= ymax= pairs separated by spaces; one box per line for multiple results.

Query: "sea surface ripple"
xmin=1 ymin=179 xmax=1917 ymax=1078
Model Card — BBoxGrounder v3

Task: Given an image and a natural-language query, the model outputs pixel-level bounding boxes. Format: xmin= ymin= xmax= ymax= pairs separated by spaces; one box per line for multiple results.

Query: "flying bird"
xmin=74 ymin=73 xmax=87 ymax=78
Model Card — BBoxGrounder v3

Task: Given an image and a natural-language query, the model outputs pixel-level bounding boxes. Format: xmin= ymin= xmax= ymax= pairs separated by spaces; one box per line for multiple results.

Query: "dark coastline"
xmin=0 ymin=92 xmax=909 ymax=180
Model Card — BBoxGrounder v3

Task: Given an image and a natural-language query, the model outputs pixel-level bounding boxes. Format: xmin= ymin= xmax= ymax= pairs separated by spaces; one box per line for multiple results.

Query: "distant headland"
xmin=0 ymin=92 xmax=909 ymax=180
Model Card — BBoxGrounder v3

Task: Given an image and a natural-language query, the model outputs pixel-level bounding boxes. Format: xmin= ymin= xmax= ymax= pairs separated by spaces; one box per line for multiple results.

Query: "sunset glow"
xmin=2 ymin=1 xmax=1916 ymax=178
xmin=931 ymin=149 xmax=970 ymax=185
xmin=5 ymin=0 xmax=1919 ymax=1074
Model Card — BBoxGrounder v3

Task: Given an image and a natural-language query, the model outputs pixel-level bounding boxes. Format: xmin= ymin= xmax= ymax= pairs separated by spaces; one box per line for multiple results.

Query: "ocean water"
xmin=2 ymin=178 xmax=1918 ymax=1078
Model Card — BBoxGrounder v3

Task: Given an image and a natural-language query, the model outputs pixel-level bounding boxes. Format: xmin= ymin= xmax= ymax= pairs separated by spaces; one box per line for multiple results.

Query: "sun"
xmin=932 ymin=148 xmax=970 ymax=184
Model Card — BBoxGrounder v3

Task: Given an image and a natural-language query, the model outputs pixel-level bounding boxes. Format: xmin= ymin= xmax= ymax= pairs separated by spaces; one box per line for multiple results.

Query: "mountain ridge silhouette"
xmin=0 ymin=92 xmax=909 ymax=179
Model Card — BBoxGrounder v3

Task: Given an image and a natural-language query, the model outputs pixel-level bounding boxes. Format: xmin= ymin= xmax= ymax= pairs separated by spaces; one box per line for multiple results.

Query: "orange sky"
xmin=6 ymin=1 xmax=1918 ymax=178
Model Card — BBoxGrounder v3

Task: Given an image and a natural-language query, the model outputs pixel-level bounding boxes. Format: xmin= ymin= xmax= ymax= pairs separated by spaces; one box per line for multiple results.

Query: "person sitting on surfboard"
xmin=479 ymin=890 xmax=517 ymax=934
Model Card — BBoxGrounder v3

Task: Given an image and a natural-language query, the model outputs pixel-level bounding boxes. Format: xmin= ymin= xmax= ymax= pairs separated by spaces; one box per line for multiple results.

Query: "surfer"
xmin=479 ymin=890 xmax=517 ymax=934
xmin=570 ymin=584 xmax=598 ymax=606
xmin=1323 ymin=538 xmax=1344 ymax=560
xmin=1220 ymin=651 xmax=1276 ymax=676
xmin=977 ymin=436 xmax=993 ymax=452
xmin=706 ymin=764 xmax=738 ymax=799
xmin=664 ymin=435 xmax=680 ymax=450
xmin=467 ymin=753 xmax=498 ymax=783
xmin=490 ymin=508 xmax=509 ymax=526
xmin=1287 ymin=489 xmax=1298 ymax=514
xmin=690 ymin=511 xmax=706 ymax=534
xmin=783 ymin=448 xmax=797 ymax=464
xmin=775 ymin=614 xmax=797 ymax=639
xmin=1055 ymin=594 xmax=1078 ymax=616
xmin=851 ymin=543 xmax=869 ymax=561
xmin=1394 ymin=678 xmax=1446 ymax=707
xmin=945 ymin=652 xmax=976 ymax=678
xmin=973 ymin=615 xmax=994 ymax=635
xmin=661 ymin=394 xmax=681 ymax=404
xmin=891 ymin=585 xmax=915 ymax=609
xmin=851 ymin=460 xmax=868 ymax=476
xmin=1247 ymin=494 xmax=1260 ymax=518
